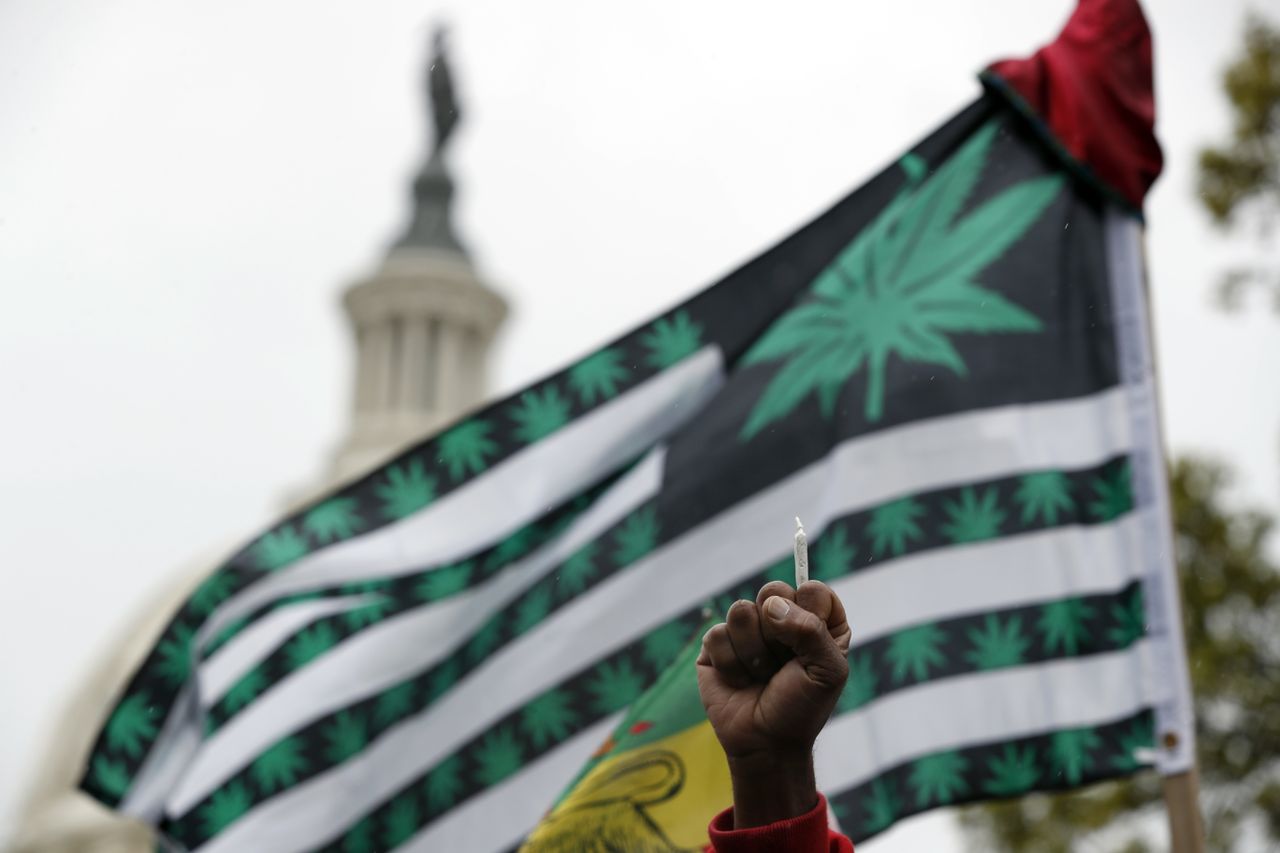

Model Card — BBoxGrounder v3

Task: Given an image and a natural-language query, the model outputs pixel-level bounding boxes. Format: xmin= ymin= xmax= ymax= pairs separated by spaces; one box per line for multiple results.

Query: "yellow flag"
xmin=521 ymin=622 xmax=729 ymax=852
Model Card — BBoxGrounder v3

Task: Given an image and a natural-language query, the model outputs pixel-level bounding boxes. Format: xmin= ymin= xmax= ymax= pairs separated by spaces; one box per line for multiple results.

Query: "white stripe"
xmin=1103 ymin=208 xmax=1197 ymax=775
xmin=813 ymin=639 xmax=1165 ymax=793
xmin=200 ymin=595 xmax=375 ymax=704
xmin=195 ymin=348 xmax=724 ymax=648
xmin=839 ymin=512 xmax=1147 ymax=644
xmin=166 ymin=449 xmax=666 ymax=816
xmin=190 ymin=387 xmax=1134 ymax=850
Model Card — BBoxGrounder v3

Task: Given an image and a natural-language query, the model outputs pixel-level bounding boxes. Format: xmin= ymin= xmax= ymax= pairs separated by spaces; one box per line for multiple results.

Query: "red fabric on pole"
xmin=985 ymin=0 xmax=1162 ymax=208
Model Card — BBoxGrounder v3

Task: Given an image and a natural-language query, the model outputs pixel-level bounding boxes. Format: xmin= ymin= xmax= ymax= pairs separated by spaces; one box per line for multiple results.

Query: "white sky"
xmin=2 ymin=0 xmax=1277 ymax=848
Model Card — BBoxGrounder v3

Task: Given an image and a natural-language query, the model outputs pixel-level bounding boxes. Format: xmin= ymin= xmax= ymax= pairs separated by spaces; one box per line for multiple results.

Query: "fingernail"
xmin=765 ymin=596 xmax=790 ymax=619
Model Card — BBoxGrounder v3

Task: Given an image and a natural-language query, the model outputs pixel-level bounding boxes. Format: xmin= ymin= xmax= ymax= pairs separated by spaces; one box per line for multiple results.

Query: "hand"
xmin=696 ymin=580 xmax=851 ymax=828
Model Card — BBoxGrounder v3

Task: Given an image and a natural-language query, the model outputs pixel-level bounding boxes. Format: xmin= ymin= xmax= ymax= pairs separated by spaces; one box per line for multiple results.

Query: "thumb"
xmin=761 ymin=595 xmax=848 ymax=692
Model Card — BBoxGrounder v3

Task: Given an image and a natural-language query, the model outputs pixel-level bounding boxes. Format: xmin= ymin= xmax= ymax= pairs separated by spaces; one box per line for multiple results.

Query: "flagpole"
xmin=1139 ymin=234 xmax=1205 ymax=853
xmin=1163 ymin=770 xmax=1205 ymax=853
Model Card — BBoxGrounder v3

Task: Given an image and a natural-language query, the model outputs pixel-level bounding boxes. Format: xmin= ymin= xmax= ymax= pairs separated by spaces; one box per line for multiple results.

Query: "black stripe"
xmin=827 ymin=708 xmax=1156 ymax=844
xmin=837 ymin=582 xmax=1145 ymax=713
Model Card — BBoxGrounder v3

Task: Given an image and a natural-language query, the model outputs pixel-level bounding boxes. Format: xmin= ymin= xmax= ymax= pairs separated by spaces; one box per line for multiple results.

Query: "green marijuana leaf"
xmin=514 ymin=584 xmax=553 ymax=636
xmin=375 ymin=681 xmax=417 ymax=728
xmin=1089 ymin=463 xmax=1134 ymax=521
xmin=613 ymin=506 xmax=659 ymax=565
xmin=383 ymin=794 xmax=419 ymax=847
xmin=520 ymin=689 xmax=578 ymax=750
xmin=557 ymin=542 xmax=598 ymax=595
xmin=740 ymin=124 xmax=1061 ymax=438
xmin=251 ymin=736 xmax=308 ymax=792
xmin=190 ymin=572 xmax=236 ymax=617
xmin=106 ymin=693 xmax=158 ymax=758
xmin=474 ymin=726 xmax=524 ymax=787
xmin=489 ymin=523 xmax=540 ymax=570
xmin=982 ymin=744 xmax=1040 ymax=796
xmin=438 ymin=419 xmax=499 ymax=481
xmin=862 ymin=779 xmax=901 ymax=835
xmin=965 ymin=614 xmax=1030 ymax=670
xmin=642 ymin=311 xmax=703 ymax=369
xmin=569 ymin=348 xmax=631 ymax=404
xmin=641 ymin=620 xmax=692 ymax=670
xmin=1107 ymin=586 xmax=1146 ymax=647
xmin=1014 ymin=471 xmax=1074 ymax=526
xmin=155 ymin=623 xmax=196 ymax=687
xmin=838 ymin=652 xmax=878 ymax=713
xmin=200 ymin=782 xmax=251 ymax=837
xmin=587 ymin=659 xmax=647 ymax=715
xmin=425 ymin=754 xmax=463 ymax=811
xmin=376 ymin=459 xmax=436 ymax=520
xmin=468 ymin=614 xmax=505 ymax=664
xmin=324 ymin=710 xmax=368 ymax=764
xmin=1037 ymin=597 xmax=1096 ymax=656
xmin=1049 ymin=727 xmax=1101 ymax=785
xmin=887 ymin=623 xmax=947 ymax=683
xmin=252 ymin=525 xmax=309 ymax=571
xmin=909 ymin=750 xmax=970 ymax=806
xmin=814 ymin=525 xmax=857 ymax=581
xmin=509 ymin=387 xmax=571 ymax=444
xmin=303 ymin=497 xmax=364 ymax=544
xmin=92 ymin=756 xmax=131 ymax=799
xmin=941 ymin=486 xmax=1006 ymax=544
xmin=284 ymin=622 xmax=338 ymax=671
xmin=223 ymin=666 xmax=268 ymax=715
xmin=427 ymin=658 xmax=461 ymax=702
xmin=867 ymin=496 xmax=927 ymax=557
xmin=415 ymin=562 xmax=472 ymax=602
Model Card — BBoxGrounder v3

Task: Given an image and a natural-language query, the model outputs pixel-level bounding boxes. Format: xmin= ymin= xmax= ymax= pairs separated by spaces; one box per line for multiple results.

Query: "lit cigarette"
xmin=793 ymin=516 xmax=809 ymax=586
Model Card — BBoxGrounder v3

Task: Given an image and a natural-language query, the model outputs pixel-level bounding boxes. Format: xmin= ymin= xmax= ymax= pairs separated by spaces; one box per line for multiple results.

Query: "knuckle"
xmin=795 ymin=610 xmax=825 ymax=637
xmin=756 ymin=580 xmax=794 ymax=603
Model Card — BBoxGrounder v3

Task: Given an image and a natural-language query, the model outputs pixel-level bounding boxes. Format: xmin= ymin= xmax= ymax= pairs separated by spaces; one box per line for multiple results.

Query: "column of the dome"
xmin=436 ymin=321 xmax=462 ymax=418
xmin=364 ymin=318 xmax=394 ymax=417
xmin=398 ymin=314 xmax=429 ymax=413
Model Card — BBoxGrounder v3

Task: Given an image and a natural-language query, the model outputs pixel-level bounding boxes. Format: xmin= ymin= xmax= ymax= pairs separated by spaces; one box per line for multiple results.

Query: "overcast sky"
xmin=2 ymin=0 xmax=1277 ymax=847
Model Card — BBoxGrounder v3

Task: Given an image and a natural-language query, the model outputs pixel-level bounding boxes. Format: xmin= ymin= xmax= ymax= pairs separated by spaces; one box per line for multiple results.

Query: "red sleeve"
xmin=704 ymin=794 xmax=853 ymax=853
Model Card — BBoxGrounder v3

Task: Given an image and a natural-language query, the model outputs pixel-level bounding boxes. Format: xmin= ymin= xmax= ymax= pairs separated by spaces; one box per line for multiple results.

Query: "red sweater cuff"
xmin=707 ymin=793 xmax=845 ymax=853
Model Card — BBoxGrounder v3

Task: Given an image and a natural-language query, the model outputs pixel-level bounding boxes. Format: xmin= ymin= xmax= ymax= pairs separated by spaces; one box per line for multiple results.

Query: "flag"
xmin=81 ymin=0 xmax=1193 ymax=850
xmin=518 ymin=620 xmax=728 ymax=852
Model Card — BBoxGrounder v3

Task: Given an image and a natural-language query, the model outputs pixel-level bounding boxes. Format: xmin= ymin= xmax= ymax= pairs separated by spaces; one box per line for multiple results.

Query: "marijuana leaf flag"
xmin=81 ymin=1 xmax=1192 ymax=850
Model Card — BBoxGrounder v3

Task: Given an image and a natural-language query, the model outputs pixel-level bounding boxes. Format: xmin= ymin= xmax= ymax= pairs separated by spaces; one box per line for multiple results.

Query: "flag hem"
xmin=980 ymin=71 xmax=1143 ymax=222
xmin=1102 ymin=207 xmax=1196 ymax=776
